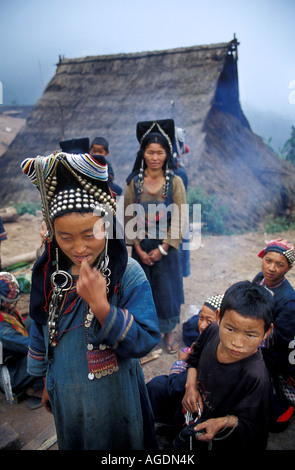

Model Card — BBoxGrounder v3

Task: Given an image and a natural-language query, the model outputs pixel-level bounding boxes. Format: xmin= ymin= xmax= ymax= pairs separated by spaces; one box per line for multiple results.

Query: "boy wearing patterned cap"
xmin=253 ymin=238 xmax=295 ymax=429
xmin=182 ymin=294 xmax=224 ymax=347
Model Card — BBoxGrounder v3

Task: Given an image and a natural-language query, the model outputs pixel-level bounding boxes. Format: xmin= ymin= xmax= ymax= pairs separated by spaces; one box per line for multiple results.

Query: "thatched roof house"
xmin=1 ymin=37 xmax=295 ymax=231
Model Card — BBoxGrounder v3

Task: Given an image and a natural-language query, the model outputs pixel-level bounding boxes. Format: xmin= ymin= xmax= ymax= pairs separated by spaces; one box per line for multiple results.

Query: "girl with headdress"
xmin=124 ymin=119 xmax=188 ymax=354
xmin=21 ymin=151 xmax=161 ymax=450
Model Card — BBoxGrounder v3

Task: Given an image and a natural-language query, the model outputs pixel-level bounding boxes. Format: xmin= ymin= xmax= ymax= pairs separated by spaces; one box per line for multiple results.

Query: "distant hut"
xmin=0 ymin=37 xmax=294 ymax=231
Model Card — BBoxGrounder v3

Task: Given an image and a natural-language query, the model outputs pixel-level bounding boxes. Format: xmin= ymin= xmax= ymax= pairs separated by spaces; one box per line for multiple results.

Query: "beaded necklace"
xmin=137 ymin=160 xmax=171 ymax=199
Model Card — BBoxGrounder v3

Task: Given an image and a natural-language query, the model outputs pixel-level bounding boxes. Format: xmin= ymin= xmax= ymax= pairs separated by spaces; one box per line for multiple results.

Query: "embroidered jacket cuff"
xmin=88 ymin=305 xmax=133 ymax=349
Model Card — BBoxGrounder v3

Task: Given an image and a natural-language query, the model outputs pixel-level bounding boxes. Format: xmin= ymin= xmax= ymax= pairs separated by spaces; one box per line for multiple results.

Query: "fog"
xmin=0 ymin=0 xmax=294 ymax=150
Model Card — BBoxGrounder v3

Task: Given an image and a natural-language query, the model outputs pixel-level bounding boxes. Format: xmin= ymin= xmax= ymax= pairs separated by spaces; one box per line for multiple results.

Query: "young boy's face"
xmin=90 ymin=144 xmax=109 ymax=157
xmin=217 ymin=309 xmax=271 ymax=363
xmin=198 ymin=305 xmax=217 ymax=334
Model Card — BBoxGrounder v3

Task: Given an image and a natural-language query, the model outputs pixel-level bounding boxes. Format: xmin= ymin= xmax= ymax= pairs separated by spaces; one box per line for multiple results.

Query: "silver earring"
xmin=99 ymin=232 xmax=111 ymax=293
xmin=137 ymin=159 xmax=144 ymax=194
xmin=48 ymin=248 xmax=73 ymax=347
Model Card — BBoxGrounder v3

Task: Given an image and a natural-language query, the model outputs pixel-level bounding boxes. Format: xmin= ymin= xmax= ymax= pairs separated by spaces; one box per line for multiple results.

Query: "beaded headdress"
xmin=21 ymin=152 xmax=120 ymax=348
xmin=204 ymin=293 xmax=224 ymax=311
xmin=258 ymin=238 xmax=295 ymax=265
xmin=136 ymin=119 xmax=175 ymax=153
xmin=0 ymin=272 xmax=20 ymax=305
xmin=21 ymin=148 xmax=128 ymax=334
xmin=21 ymin=152 xmax=117 ymax=239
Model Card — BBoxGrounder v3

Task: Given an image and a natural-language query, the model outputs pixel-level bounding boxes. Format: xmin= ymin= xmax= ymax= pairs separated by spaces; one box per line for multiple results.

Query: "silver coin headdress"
xmin=21 ymin=152 xmax=117 ymax=239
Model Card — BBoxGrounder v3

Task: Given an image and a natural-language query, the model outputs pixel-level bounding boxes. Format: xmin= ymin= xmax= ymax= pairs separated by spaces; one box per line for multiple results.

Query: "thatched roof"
xmin=1 ymin=38 xmax=295 ymax=231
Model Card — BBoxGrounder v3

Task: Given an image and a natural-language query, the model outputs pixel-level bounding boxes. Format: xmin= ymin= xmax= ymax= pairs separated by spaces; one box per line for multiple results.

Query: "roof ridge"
xmin=56 ymin=41 xmax=232 ymax=66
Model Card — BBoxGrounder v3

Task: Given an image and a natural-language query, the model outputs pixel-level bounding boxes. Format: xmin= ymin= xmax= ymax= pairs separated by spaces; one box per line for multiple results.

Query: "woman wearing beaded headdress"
xmin=124 ymin=119 xmax=187 ymax=354
xmin=21 ymin=151 xmax=161 ymax=450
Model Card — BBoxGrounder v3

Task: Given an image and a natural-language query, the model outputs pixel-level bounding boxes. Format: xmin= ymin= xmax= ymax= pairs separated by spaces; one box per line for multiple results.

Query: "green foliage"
xmin=264 ymin=126 xmax=295 ymax=163
xmin=264 ymin=137 xmax=276 ymax=152
xmin=13 ymin=201 xmax=41 ymax=216
xmin=16 ymin=273 xmax=32 ymax=294
xmin=263 ymin=215 xmax=295 ymax=234
xmin=187 ymin=186 xmax=227 ymax=235
xmin=280 ymin=126 xmax=295 ymax=165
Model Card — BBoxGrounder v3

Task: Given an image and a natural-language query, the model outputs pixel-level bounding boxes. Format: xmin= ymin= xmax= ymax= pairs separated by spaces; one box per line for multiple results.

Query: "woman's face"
xmin=54 ymin=212 xmax=105 ymax=275
xmin=143 ymin=143 xmax=167 ymax=171
xmin=261 ymin=251 xmax=292 ymax=286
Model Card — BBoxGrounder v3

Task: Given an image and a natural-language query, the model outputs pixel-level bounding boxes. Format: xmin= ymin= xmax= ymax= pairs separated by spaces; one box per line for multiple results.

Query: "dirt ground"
xmin=0 ymin=213 xmax=294 ymax=450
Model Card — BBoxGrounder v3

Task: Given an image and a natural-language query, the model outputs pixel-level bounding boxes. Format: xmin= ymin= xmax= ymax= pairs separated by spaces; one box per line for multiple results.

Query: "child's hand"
xmin=194 ymin=416 xmax=237 ymax=442
xmin=194 ymin=418 xmax=219 ymax=441
xmin=178 ymin=347 xmax=191 ymax=361
xmin=182 ymin=387 xmax=203 ymax=415
xmin=76 ymin=260 xmax=110 ymax=325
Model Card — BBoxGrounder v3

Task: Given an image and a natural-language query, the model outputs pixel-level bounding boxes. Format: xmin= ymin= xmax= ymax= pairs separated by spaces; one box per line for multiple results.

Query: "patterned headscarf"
xmin=258 ymin=238 xmax=294 ymax=265
xmin=0 ymin=272 xmax=20 ymax=304
xmin=0 ymin=272 xmax=27 ymax=336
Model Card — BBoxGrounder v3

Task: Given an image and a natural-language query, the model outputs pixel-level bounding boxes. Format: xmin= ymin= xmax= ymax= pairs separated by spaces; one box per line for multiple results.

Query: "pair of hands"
xmin=135 ymin=243 xmax=168 ymax=266
xmin=182 ymin=379 xmax=234 ymax=442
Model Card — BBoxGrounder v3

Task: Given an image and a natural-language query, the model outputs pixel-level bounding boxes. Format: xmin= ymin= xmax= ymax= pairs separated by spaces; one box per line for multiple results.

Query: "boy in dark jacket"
xmin=182 ymin=281 xmax=274 ymax=450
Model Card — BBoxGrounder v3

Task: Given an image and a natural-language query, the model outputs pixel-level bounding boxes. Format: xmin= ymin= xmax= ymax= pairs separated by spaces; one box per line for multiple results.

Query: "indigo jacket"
xmin=28 ymin=258 xmax=160 ymax=450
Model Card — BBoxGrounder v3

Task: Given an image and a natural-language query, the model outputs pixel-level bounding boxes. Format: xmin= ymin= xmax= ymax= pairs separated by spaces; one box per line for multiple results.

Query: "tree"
xmin=281 ymin=126 xmax=295 ymax=165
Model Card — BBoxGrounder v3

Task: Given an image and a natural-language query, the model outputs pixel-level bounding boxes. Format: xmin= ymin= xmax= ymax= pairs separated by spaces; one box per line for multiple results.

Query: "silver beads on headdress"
xmin=283 ymin=248 xmax=295 ymax=265
xmin=258 ymin=238 xmax=295 ymax=266
xmin=204 ymin=293 xmax=224 ymax=311
xmin=21 ymin=152 xmax=117 ymax=237
xmin=48 ymin=186 xmax=116 ymax=221
xmin=139 ymin=121 xmax=173 ymax=153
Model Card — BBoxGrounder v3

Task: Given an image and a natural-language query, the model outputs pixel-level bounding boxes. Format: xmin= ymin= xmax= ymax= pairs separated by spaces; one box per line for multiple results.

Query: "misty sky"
xmin=0 ymin=0 xmax=294 ymax=135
